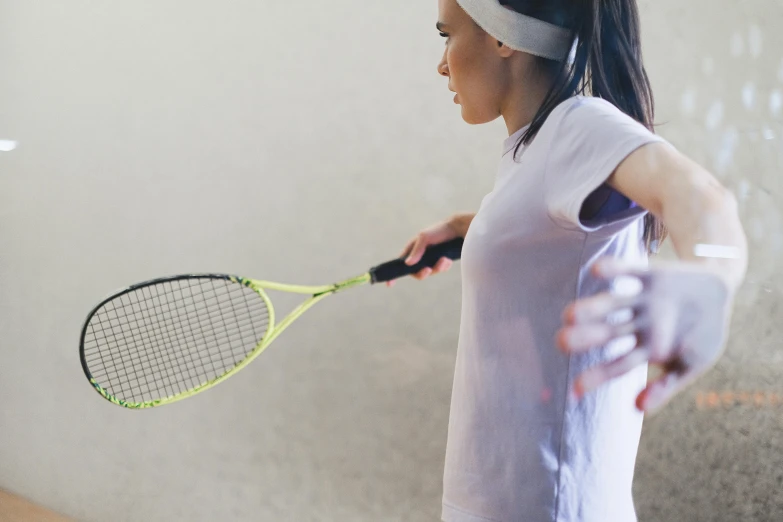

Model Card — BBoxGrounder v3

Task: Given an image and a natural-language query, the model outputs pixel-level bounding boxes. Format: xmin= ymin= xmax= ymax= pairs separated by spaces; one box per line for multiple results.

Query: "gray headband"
xmin=456 ymin=0 xmax=573 ymax=60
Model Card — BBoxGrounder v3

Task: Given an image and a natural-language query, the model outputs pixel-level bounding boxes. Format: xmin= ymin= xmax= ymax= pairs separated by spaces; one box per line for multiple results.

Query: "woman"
xmin=388 ymin=0 xmax=748 ymax=521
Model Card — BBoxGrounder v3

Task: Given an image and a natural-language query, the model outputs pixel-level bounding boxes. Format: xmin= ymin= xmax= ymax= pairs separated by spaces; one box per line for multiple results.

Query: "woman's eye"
xmin=439 ymin=32 xmax=449 ymax=42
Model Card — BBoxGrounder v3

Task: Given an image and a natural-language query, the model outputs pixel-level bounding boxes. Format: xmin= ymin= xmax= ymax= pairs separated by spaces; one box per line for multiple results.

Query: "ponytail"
xmin=500 ymin=0 xmax=666 ymax=254
xmin=576 ymin=0 xmax=654 ymax=130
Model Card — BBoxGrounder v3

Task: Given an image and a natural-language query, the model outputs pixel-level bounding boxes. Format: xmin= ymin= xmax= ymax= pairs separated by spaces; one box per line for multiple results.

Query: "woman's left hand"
xmin=556 ymin=256 xmax=735 ymax=413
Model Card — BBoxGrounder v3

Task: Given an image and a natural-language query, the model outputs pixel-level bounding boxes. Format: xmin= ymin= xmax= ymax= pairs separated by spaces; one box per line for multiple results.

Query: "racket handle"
xmin=369 ymin=238 xmax=465 ymax=284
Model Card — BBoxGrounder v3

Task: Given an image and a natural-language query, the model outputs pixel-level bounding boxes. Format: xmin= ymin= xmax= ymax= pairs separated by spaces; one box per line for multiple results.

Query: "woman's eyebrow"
xmin=436 ymin=21 xmax=450 ymax=31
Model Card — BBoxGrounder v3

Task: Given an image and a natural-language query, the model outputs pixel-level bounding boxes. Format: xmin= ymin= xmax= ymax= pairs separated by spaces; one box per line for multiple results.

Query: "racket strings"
xmin=82 ymin=277 xmax=270 ymax=404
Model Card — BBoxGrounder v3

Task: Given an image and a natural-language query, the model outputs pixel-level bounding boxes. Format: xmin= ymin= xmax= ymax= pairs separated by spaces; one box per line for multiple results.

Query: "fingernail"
xmin=563 ymin=305 xmax=576 ymax=324
xmin=556 ymin=330 xmax=570 ymax=352
xmin=639 ymin=387 xmax=667 ymax=415
xmin=635 ymin=389 xmax=648 ymax=411
xmin=572 ymin=379 xmax=584 ymax=401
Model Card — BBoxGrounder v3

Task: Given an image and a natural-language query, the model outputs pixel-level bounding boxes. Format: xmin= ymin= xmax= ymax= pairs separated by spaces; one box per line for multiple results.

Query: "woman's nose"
xmin=438 ymin=60 xmax=449 ymax=77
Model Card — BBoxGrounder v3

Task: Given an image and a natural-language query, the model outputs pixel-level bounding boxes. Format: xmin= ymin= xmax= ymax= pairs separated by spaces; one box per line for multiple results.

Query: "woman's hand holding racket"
xmin=388 ymin=213 xmax=475 ymax=286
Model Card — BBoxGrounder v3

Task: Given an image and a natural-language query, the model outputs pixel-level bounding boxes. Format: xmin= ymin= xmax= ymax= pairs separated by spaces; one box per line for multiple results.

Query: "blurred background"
xmin=0 ymin=0 xmax=781 ymax=520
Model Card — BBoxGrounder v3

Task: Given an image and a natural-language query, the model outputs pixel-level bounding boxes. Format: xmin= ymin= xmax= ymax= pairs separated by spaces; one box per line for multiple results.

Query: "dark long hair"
xmin=499 ymin=0 xmax=666 ymax=254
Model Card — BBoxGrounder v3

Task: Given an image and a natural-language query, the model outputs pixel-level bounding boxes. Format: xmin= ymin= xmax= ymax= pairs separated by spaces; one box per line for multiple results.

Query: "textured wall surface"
xmin=0 ymin=0 xmax=780 ymax=521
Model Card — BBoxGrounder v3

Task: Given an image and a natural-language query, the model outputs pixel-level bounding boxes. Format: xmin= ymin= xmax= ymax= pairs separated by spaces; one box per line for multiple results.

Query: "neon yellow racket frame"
xmin=86 ymin=273 xmax=371 ymax=409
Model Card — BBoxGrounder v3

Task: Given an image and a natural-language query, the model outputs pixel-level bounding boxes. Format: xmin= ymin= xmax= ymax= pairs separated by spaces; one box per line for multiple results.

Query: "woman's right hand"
xmin=387 ymin=213 xmax=474 ymax=287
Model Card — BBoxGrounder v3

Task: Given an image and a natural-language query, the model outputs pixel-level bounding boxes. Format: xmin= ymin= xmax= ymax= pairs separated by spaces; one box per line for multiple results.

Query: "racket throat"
xmin=313 ymin=273 xmax=371 ymax=297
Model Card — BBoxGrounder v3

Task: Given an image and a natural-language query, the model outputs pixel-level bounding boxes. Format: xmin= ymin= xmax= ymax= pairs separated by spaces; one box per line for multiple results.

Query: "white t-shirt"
xmin=442 ymin=96 xmax=666 ymax=522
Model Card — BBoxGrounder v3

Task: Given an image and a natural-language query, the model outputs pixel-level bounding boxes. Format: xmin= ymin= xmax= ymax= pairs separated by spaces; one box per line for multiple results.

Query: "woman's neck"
xmin=500 ymin=59 xmax=556 ymax=136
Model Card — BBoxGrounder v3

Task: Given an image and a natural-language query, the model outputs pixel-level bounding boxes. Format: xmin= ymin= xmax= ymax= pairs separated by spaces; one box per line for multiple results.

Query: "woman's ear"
xmin=496 ymin=40 xmax=515 ymax=58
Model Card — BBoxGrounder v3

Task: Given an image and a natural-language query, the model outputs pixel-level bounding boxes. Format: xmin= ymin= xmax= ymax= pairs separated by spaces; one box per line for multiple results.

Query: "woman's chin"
xmin=459 ymin=106 xmax=476 ymax=124
xmin=460 ymin=107 xmax=496 ymax=125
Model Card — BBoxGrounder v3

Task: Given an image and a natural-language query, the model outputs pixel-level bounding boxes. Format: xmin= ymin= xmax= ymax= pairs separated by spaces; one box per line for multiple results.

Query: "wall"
xmin=0 ymin=1 xmax=781 ymax=520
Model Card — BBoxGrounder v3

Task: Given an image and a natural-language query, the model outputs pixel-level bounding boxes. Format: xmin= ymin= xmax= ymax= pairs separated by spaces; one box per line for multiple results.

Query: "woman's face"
xmin=437 ymin=0 xmax=509 ymax=124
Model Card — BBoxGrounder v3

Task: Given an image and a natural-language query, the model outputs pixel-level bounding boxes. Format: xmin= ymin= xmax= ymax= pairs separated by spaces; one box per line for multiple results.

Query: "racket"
xmin=79 ymin=238 xmax=464 ymax=409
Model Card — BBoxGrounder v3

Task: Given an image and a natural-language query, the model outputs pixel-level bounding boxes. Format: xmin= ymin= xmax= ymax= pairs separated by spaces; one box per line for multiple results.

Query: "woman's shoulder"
xmin=541 ymin=95 xmax=653 ymax=145
xmin=550 ymin=95 xmax=628 ymax=123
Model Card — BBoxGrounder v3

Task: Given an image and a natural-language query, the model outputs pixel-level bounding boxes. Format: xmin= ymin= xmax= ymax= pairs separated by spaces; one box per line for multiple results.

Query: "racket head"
xmin=79 ymin=274 xmax=273 ymax=409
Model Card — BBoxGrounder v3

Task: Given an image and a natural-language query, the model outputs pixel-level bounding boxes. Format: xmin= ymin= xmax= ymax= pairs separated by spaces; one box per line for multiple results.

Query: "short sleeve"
xmin=543 ymin=97 xmax=666 ymax=232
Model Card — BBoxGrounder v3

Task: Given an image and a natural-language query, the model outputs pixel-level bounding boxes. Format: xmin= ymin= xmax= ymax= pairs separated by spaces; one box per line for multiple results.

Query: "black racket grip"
xmin=369 ymin=238 xmax=464 ymax=284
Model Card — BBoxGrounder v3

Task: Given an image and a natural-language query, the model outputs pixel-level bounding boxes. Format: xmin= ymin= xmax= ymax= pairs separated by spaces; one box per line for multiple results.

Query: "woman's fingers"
xmin=412 ymin=267 xmax=433 ymax=280
xmin=387 ymin=257 xmax=452 ymax=286
xmin=573 ymin=347 xmax=651 ymax=399
xmin=557 ymin=314 xmax=640 ymax=353
xmin=398 ymin=238 xmax=416 ymax=260
xmin=405 ymin=235 xmax=430 ymax=265
xmin=562 ymin=292 xmax=641 ymax=325
xmin=417 ymin=256 xmax=454 ymax=278
xmin=389 ymin=217 xmax=461 ymax=287
xmin=433 ymin=257 xmax=453 ymax=273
